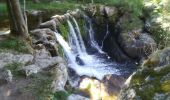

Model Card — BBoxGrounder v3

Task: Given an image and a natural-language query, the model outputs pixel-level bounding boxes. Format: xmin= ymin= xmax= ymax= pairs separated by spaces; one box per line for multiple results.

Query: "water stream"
xmin=55 ymin=16 xmax=135 ymax=80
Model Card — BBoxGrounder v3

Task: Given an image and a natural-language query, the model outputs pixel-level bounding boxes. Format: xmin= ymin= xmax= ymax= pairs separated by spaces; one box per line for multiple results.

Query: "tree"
xmin=6 ymin=0 xmax=29 ymax=38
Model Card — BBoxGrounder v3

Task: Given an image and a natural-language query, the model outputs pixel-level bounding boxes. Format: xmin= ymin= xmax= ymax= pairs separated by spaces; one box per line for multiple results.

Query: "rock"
xmin=0 ymin=53 xmax=33 ymax=69
xmin=115 ymin=12 xmax=157 ymax=58
xmin=30 ymin=28 xmax=55 ymax=43
xmin=79 ymin=77 xmax=118 ymax=100
xmin=51 ymin=63 xmax=68 ymax=92
xmin=118 ymin=47 xmax=170 ymax=100
xmin=30 ymin=28 xmax=59 ymax=56
xmin=67 ymin=94 xmax=90 ymax=100
xmin=20 ymin=49 xmax=66 ymax=76
xmin=143 ymin=47 xmax=170 ymax=68
xmin=104 ymin=6 xmax=118 ymax=17
xmin=118 ymin=30 xmax=157 ymax=58
xmin=39 ymin=18 xmax=59 ymax=31
xmin=20 ymin=64 xmax=40 ymax=76
xmin=153 ymin=93 xmax=170 ymax=100
xmin=0 ymin=70 xmax=13 ymax=85
xmin=102 ymin=75 xmax=125 ymax=95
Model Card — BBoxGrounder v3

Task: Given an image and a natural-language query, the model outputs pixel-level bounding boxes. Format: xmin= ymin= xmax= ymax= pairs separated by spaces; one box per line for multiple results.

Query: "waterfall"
xmin=72 ymin=17 xmax=87 ymax=54
xmin=54 ymin=32 xmax=120 ymax=80
xmin=84 ymin=15 xmax=105 ymax=54
xmin=101 ymin=23 xmax=109 ymax=49
xmin=54 ymin=17 xmax=129 ymax=80
xmin=67 ymin=20 xmax=82 ymax=54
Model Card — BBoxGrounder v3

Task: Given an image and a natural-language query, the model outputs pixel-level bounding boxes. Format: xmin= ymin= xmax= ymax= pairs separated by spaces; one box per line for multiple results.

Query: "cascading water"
xmin=55 ymin=16 xmax=135 ymax=80
xmin=84 ymin=15 xmax=105 ymax=54
xmin=101 ymin=23 xmax=109 ymax=49
xmin=72 ymin=17 xmax=87 ymax=54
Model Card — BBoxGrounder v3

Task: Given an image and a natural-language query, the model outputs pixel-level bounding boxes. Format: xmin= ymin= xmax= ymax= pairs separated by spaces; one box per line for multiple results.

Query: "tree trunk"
xmin=6 ymin=0 xmax=29 ymax=38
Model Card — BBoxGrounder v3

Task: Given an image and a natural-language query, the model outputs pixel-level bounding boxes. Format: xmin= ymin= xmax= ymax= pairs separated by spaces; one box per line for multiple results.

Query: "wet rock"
xmin=0 ymin=70 xmax=13 ymax=85
xmin=67 ymin=94 xmax=90 ymax=100
xmin=0 ymin=53 xmax=33 ymax=69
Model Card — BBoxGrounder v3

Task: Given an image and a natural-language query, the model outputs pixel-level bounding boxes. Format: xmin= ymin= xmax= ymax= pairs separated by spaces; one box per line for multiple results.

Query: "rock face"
xmin=0 ymin=53 xmax=33 ymax=69
xmin=118 ymin=48 xmax=170 ymax=100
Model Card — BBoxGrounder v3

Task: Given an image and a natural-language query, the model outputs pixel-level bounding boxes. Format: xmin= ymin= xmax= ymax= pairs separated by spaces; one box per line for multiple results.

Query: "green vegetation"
xmin=52 ymin=91 xmax=70 ymax=100
xmin=4 ymin=62 xmax=24 ymax=78
xmin=144 ymin=0 xmax=170 ymax=48
xmin=0 ymin=37 xmax=30 ymax=53
xmin=59 ymin=23 xmax=69 ymax=40
xmin=25 ymin=1 xmax=77 ymax=13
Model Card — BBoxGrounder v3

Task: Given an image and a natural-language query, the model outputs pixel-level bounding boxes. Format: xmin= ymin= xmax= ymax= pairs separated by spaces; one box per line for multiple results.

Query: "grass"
xmin=25 ymin=1 xmax=78 ymax=13
xmin=0 ymin=37 xmax=30 ymax=53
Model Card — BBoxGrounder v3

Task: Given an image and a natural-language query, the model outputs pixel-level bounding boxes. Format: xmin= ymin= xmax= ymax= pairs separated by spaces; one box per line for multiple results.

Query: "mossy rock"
xmin=119 ymin=47 xmax=170 ymax=100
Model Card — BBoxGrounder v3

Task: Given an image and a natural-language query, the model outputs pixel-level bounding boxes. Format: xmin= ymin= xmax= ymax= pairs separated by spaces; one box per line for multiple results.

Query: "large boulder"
xmin=116 ymin=13 xmax=157 ymax=58
xmin=118 ymin=48 xmax=170 ymax=100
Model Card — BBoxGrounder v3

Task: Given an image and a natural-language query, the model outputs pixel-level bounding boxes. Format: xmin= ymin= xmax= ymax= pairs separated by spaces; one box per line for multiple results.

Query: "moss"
xmin=4 ymin=62 xmax=24 ymax=78
xmin=57 ymin=45 xmax=64 ymax=57
xmin=0 ymin=37 xmax=31 ymax=53
xmin=52 ymin=91 xmax=70 ymax=100
xmin=161 ymin=80 xmax=170 ymax=92
xmin=59 ymin=23 xmax=69 ymax=41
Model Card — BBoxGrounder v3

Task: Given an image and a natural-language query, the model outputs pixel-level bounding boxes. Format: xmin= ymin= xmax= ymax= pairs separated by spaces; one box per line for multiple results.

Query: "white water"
xmin=67 ymin=20 xmax=82 ymax=54
xmin=54 ymin=17 xmax=135 ymax=80
xmin=55 ymin=32 xmax=120 ymax=80
xmin=84 ymin=15 xmax=105 ymax=54
xmin=72 ymin=17 xmax=87 ymax=54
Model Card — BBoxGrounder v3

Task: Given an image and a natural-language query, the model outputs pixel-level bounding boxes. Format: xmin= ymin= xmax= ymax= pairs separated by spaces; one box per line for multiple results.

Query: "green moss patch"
xmin=0 ymin=37 xmax=30 ymax=53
